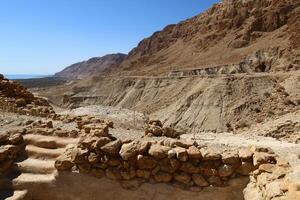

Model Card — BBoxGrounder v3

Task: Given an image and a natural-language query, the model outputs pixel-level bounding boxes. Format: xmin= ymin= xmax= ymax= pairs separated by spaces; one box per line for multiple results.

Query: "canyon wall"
xmin=48 ymin=72 xmax=299 ymax=133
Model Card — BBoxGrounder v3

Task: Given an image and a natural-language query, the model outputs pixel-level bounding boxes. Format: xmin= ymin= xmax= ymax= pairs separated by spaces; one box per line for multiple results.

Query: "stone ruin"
xmin=0 ymin=130 xmax=25 ymax=184
xmin=144 ymin=119 xmax=180 ymax=138
xmin=54 ymin=117 xmax=296 ymax=199
xmin=0 ymin=74 xmax=299 ymax=199
xmin=0 ymin=74 xmax=55 ymax=117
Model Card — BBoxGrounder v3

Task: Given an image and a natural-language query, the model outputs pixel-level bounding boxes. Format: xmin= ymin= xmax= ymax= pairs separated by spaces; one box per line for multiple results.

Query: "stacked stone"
xmin=244 ymin=147 xmax=293 ymax=200
xmin=22 ymin=120 xmax=78 ymax=138
xmin=0 ymin=74 xmax=55 ymax=118
xmin=145 ymin=120 xmax=180 ymax=138
xmin=55 ymin=126 xmax=286 ymax=190
xmin=0 ymin=130 xmax=25 ymax=179
xmin=76 ymin=116 xmax=113 ymax=136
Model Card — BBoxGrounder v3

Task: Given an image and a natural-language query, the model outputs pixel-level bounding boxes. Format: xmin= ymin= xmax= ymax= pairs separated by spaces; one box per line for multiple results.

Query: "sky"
xmin=0 ymin=0 xmax=220 ymax=75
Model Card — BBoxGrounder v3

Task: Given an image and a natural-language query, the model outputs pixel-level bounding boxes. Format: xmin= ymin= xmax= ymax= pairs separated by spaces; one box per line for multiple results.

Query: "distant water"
xmin=4 ymin=74 xmax=50 ymax=80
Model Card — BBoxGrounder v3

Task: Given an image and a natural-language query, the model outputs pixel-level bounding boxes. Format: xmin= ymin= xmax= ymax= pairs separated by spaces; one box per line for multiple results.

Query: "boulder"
xmin=55 ymin=153 xmax=74 ymax=171
xmin=145 ymin=125 xmax=163 ymax=137
xmin=163 ymin=138 xmax=178 ymax=148
xmin=101 ymin=140 xmax=122 ymax=155
xmin=107 ymin=159 xmax=121 ymax=167
xmin=192 ymin=174 xmax=209 ymax=187
xmin=174 ymin=147 xmax=188 ymax=162
xmin=238 ymin=148 xmax=254 ymax=161
xmin=148 ymin=144 xmax=171 ymax=159
xmin=71 ymin=147 xmax=89 ymax=164
xmin=265 ymin=180 xmax=284 ymax=199
xmin=201 ymin=149 xmax=221 ymax=160
xmin=79 ymin=137 xmax=98 ymax=150
xmin=96 ymin=137 xmax=112 ymax=148
xmin=159 ymin=158 xmax=180 ymax=173
xmin=180 ymin=162 xmax=199 ymax=174
xmin=207 ymin=176 xmax=222 ymax=186
xmin=148 ymin=120 xmax=163 ymax=127
xmin=218 ymin=164 xmax=234 ymax=177
xmin=137 ymin=155 xmax=157 ymax=169
xmin=0 ymin=74 xmax=4 ymax=80
xmin=258 ymin=164 xmax=276 ymax=173
xmin=174 ymin=140 xmax=195 ymax=148
xmin=87 ymin=152 xmax=99 ymax=164
xmin=162 ymin=127 xmax=179 ymax=138
xmin=222 ymin=151 xmax=241 ymax=167
xmin=167 ymin=149 xmax=176 ymax=158
xmin=276 ymin=158 xmax=290 ymax=168
xmin=154 ymin=171 xmax=172 ymax=183
xmin=119 ymin=141 xmax=151 ymax=160
xmin=174 ymin=172 xmax=191 ymax=185
xmin=187 ymin=146 xmax=202 ymax=159
xmin=119 ymin=141 xmax=139 ymax=160
xmin=89 ymin=124 xmax=110 ymax=138
xmin=136 ymin=169 xmax=151 ymax=179
xmin=138 ymin=141 xmax=151 ymax=154
xmin=253 ymin=152 xmax=276 ymax=167
xmin=199 ymin=166 xmax=218 ymax=176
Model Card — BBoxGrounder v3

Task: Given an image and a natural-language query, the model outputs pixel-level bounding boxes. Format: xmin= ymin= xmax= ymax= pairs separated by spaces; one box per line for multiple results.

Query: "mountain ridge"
xmin=55 ymin=0 xmax=300 ymax=77
xmin=118 ymin=0 xmax=300 ymax=75
xmin=55 ymin=53 xmax=127 ymax=78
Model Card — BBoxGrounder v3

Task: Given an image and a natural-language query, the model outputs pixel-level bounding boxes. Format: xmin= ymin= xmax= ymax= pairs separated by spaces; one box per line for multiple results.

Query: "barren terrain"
xmin=1 ymin=0 xmax=300 ymax=199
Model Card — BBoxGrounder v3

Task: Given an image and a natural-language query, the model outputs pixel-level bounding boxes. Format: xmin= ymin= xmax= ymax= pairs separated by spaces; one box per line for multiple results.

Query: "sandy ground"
xmin=58 ymin=105 xmax=148 ymax=130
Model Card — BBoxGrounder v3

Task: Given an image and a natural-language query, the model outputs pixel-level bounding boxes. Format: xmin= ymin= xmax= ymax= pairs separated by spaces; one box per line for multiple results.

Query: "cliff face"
xmin=39 ymin=71 xmax=300 ymax=133
xmin=55 ymin=53 xmax=127 ymax=79
xmin=54 ymin=0 xmax=299 ymax=77
xmin=119 ymin=0 xmax=300 ymax=75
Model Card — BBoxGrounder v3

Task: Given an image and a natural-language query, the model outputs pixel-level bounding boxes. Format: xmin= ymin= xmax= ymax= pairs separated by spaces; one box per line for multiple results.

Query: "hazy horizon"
xmin=0 ymin=0 xmax=219 ymax=75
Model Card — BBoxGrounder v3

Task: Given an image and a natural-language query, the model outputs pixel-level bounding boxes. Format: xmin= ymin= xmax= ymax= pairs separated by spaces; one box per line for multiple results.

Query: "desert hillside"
xmin=55 ymin=53 xmax=126 ymax=78
xmin=118 ymin=0 xmax=300 ymax=75
xmin=54 ymin=0 xmax=300 ymax=77
xmin=1 ymin=0 xmax=300 ymax=199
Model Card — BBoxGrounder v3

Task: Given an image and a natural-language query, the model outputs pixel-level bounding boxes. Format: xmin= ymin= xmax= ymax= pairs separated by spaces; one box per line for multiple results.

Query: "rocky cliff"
xmin=39 ymin=71 xmax=300 ymax=134
xmin=55 ymin=53 xmax=127 ymax=79
xmin=118 ymin=0 xmax=300 ymax=75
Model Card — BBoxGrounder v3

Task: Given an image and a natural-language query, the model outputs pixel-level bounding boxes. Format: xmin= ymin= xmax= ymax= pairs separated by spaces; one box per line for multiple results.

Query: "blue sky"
xmin=0 ymin=0 xmax=219 ymax=75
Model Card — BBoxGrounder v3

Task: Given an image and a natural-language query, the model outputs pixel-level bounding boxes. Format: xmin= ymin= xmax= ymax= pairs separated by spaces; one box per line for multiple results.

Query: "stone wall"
xmin=55 ymin=120 xmax=291 ymax=193
xmin=244 ymin=156 xmax=296 ymax=200
xmin=0 ymin=130 xmax=25 ymax=189
xmin=0 ymin=74 xmax=55 ymax=118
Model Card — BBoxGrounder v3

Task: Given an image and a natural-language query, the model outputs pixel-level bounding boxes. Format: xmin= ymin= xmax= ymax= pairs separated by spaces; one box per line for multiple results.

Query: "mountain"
xmin=55 ymin=53 xmax=127 ymax=78
xmin=55 ymin=0 xmax=299 ymax=77
xmin=118 ymin=0 xmax=300 ymax=75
